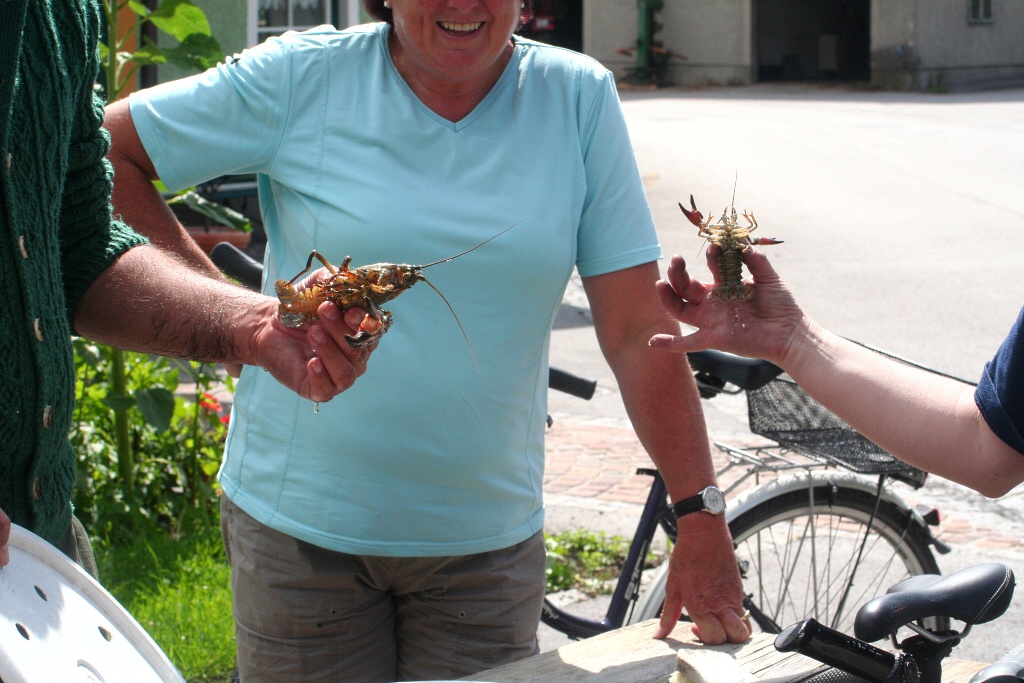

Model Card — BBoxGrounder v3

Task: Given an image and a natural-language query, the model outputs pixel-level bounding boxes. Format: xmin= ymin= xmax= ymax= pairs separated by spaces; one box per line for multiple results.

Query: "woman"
xmin=105 ymin=1 xmax=750 ymax=679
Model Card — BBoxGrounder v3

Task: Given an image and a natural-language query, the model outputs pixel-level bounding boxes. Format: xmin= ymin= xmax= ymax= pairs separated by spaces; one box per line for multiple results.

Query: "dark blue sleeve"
xmin=975 ymin=306 xmax=1024 ymax=456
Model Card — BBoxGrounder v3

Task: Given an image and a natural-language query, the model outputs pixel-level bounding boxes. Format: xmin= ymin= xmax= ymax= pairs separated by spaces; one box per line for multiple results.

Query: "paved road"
xmin=543 ymin=84 xmax=1024 ymax=663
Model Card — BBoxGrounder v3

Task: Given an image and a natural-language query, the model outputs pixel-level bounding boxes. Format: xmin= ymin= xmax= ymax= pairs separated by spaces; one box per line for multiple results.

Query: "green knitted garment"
xmin=1 ymin=0 xmax=147 ymax=544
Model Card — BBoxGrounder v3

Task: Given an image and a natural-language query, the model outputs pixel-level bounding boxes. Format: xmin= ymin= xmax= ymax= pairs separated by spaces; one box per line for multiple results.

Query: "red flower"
xmin=200 ymin=392 xmax=223 ymax=414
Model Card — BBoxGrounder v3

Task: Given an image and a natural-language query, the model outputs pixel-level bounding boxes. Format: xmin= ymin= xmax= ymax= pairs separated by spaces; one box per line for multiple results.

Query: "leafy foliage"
xmin=545 ymin=529 xmax=660 ymax=594
xmin=71 ymin=339 xmax=230 ymax=543
xmin=99 ymin=0 xmax=225 ymax=99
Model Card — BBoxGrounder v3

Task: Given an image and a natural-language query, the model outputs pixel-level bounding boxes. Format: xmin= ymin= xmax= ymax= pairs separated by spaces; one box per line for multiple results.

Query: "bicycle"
xmin=210 ymin=242 xmax=954 ymax=641
xmin=771 ymin=561 xmax=1016 ymax=683
xmin=542 ymin=345 xmax=961 ymax=640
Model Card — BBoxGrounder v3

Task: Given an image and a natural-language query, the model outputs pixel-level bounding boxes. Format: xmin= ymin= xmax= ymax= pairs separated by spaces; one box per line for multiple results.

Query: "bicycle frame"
xmin=543 ymin=450 xmax=945 ymax=641
xmin=540 ymin=469 xmax=672 ymax=639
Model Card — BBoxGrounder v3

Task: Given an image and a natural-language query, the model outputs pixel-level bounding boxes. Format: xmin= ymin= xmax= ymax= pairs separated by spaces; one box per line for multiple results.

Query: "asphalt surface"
xmin=542 ymin=83 xmax=1024 ymax=663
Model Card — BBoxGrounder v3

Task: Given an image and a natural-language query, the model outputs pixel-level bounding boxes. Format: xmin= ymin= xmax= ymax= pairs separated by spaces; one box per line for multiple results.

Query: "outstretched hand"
xmin=649 ymin=246 xmax=803 ymax=365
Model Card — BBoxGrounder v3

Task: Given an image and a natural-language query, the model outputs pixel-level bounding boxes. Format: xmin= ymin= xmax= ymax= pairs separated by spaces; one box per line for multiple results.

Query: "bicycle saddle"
xmin=686 ymin=349 xmax=783 ymax=391
xmin=854 ymin=563 xmax=1015 ymax=642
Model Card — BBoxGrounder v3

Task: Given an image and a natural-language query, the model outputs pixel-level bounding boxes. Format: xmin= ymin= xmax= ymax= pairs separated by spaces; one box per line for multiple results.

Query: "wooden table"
xmin=462 ymin=620 xmax=988 ymax=683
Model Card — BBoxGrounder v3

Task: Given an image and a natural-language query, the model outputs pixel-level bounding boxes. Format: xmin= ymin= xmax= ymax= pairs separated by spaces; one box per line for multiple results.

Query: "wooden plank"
xmin=463 ymin=620 xmax=990 ymax=683
xmin=673 ymin=644 xmax=761 ymax=683
xmin=461 ymin=622 xmax=772 ymax=683
xmin=942 ymin=659 xmax=991 ymax=683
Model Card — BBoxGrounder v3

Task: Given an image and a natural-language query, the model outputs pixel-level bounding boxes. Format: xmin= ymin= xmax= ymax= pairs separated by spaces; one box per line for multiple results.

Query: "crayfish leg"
xmin=749 ymin=236 xmax=784 ymax=246
xmin=286 ymin=250 xmax=341 ymax=286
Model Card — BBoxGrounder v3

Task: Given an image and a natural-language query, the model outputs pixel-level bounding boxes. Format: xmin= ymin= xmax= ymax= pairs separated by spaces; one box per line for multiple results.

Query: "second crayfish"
xmin=679 ymin=194 xmax=782 ymax=301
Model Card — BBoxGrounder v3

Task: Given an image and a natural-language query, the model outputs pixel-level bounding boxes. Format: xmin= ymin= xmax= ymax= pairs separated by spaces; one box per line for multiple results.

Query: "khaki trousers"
xmin=221 ymin=496 xmax=546 ymax=682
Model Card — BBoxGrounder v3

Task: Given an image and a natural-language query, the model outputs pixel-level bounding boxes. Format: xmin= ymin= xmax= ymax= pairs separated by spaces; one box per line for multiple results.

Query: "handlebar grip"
xmin=549 ymin=367 xmax=597 ymax=400
xmin=776 ymin=618 xmax=918 ymax=683
xmin=210 ymin=242 xmax=263 ymax=292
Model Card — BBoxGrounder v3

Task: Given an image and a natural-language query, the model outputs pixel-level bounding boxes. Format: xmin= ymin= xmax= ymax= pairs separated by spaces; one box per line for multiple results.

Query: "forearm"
xmin=73 ymin=244 xmax=266 ymax=364
xmin=587 ymin=264 xmax=719 ymax=498
xmin=617 ymin=343 xmax=716 ymax=496
xmin=782 ymin=321 xmax=1023 ymax=496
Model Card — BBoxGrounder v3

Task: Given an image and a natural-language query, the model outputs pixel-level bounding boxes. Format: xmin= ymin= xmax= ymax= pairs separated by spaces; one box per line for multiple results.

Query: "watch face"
xmin=702 ymin=486 xmax=727 ymax=515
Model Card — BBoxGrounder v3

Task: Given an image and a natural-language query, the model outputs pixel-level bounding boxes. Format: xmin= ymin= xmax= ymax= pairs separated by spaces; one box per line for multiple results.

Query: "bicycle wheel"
xmin=733 ymin=484 xmax=942 ymax=634
xmin=630 ymin=484 xmax=943 ymax=635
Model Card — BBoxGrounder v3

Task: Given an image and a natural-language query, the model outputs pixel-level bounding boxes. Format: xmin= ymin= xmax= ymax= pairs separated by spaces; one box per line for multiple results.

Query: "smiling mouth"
xmin=438 ymin=21 xmax=484 ymax=33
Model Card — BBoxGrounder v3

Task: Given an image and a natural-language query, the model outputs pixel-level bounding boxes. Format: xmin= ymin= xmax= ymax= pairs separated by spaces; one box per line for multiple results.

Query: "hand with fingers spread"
xmin=649 ymin=246 xmax=806 ymax=366
xmin=649 ymin=245 xmax=1024 ymax=501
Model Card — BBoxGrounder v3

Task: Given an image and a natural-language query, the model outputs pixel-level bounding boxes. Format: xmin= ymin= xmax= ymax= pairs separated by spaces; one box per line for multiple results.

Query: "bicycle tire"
xmin=629 ymin=484 xmax=944 ymax=636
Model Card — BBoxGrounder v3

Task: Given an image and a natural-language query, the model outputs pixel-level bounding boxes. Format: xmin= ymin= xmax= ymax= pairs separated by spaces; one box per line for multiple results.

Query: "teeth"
xmin=440 ymin=21 xmax=482 ymax=31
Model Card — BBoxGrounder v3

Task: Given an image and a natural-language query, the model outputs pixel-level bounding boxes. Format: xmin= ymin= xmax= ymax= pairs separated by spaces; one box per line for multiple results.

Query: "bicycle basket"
xmin=746 ymin=362 xmax=932 ymax=488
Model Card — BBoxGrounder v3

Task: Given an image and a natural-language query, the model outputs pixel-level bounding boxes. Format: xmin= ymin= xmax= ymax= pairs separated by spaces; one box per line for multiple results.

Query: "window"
xmin=969 ymin=0 xmax=993 ymax=24
xmin=256 ymin=0 xmax=329 ymax=42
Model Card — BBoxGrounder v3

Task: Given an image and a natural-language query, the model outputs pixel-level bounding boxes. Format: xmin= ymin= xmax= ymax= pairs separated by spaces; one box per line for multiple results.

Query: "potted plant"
xmin=168 ymin=182 xmax=254 ymax=255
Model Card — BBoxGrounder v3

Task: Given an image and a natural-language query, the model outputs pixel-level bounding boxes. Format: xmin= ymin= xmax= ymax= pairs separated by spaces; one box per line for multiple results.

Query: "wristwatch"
xmin=672 ymin=485 xmax=726 ymax=518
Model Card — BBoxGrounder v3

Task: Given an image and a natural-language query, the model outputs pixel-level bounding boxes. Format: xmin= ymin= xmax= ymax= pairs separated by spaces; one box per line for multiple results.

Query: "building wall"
xmin=582 ymin=0 xmax=641 ymax=79
xmin=585 ymin=0 xmax=752 ymax=85
xmin=664 ymin=0 xmax=752 ymax=85
xmin=160 ymin=0 xmax=1022 ymax=91
xmin=869 ymin=0 xmax=916 ymax=89
xmin=911 ymin=0 xmax=1024 ymax=90
xmin=588 ymin=0 xmax=1022 ymax=90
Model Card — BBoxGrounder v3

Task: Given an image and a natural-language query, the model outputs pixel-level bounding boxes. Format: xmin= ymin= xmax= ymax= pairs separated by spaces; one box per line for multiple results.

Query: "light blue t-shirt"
xmin=129 ymin=23 xmax=660 ymax=556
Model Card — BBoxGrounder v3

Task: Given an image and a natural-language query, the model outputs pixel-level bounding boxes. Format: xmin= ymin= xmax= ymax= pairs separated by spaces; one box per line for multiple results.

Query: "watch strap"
xmin=672 ymin=492 xmax=706 ymax=518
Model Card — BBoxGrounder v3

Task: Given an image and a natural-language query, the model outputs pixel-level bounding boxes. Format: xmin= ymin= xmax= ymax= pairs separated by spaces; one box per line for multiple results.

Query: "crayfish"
xmin=679 ymin=191 xmax=782 ymax=301
xmin=274 ymin=221 xmax=521 ymax=352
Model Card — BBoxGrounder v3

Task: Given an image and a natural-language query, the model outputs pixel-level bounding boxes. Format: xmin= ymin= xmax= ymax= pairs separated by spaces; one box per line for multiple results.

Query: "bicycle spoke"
xmin=732 ymin=490 xmax=934 ymax=634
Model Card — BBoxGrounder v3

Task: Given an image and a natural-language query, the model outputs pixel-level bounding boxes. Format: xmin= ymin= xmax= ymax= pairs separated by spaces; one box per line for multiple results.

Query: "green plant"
xmin=169 ymin=189 xmax=253 ymax=233
xmin=71 ymin=339 xmax=231 ymax=541
xmin=544 ymin=529 xmax=660 ymax=595
xmin=98 ymin=519 xmax=235 ymax=682
xmin=99 ymin=0 xmax=225 ymax=102
xmin=87 ymin=2 xmax=240 ymax=518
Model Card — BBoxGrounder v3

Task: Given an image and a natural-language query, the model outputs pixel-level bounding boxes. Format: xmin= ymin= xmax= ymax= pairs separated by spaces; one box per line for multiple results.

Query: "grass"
xmin=96 ymin=520 xmax=236 ymax=683
xmin=94 ymin=518 xmax=647 ymax=681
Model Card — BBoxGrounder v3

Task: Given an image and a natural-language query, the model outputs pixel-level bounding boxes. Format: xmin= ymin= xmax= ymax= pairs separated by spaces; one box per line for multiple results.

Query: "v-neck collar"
xmin=379 ymin=24 xmax=522 ymax=132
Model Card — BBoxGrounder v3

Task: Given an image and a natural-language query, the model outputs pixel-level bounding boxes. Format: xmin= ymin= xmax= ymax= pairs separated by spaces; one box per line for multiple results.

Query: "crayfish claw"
xmin=679 ymin=195 xmax=705 ymax=227
xmin=345 ymin=309 xmax=392 ymax=348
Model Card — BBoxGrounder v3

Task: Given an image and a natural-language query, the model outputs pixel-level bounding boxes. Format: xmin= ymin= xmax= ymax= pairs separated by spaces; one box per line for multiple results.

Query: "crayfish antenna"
xmin=421 ymin=218 xmax=529 ymax=270
xmin=421 ymin=276 xmax=479 ymax=370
